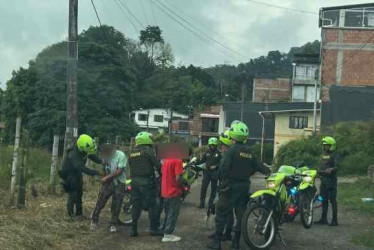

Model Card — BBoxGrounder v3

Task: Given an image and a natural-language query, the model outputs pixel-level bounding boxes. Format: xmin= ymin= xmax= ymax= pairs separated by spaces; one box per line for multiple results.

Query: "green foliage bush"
xmin=0 ymin=146 xmax=52 ymax=189
xmin=250 ymin=143 xmax=274 ymax=163
xmin=274 ymin=122 xmax=374 ymax=176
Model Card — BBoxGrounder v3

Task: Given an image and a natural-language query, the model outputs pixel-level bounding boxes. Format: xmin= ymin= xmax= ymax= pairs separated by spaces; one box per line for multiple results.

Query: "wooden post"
xmin=49 ymin=135 xmax=60 ymax=194
xmin=17 ymin=129 xmax=29 ymax=209
xmin=10 ymin=117 xmax=21 ymax=205
xmin=115 ymin=135 xmax=120 ymax=146
xmin=368 ymin=165 xmax=374 ymax=185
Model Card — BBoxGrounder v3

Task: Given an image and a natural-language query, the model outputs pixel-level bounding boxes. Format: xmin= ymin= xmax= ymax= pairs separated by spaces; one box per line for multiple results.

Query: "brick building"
xmin=189 ymin=106 xmax=221 ymax=146
xmin=319 ymin=3 xmax=374 ymax=100
xmin=252 ymin=78 xmax=291 ymax=103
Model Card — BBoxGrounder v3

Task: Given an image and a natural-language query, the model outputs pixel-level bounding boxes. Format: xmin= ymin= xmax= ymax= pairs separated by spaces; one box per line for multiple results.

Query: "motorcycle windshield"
xmin=277 ymin=165 xmax=296 ymax=176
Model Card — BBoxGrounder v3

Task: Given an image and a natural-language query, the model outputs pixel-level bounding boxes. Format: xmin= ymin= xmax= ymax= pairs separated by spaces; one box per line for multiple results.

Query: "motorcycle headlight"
xmin=303 ymin=176 xmax=313 ymax=183
xmin=266 ymin=181 xmax=276 ymax=189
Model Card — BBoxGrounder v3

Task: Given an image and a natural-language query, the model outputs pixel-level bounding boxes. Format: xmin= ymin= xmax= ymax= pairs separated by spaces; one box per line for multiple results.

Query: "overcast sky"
xmin=0 ymin=0 xmax=370 ymax=89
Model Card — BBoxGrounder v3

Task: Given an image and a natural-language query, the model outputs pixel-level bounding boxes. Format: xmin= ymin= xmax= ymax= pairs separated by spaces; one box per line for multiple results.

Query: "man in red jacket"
xmin=161 ymin=158 xmax=184 ymax=243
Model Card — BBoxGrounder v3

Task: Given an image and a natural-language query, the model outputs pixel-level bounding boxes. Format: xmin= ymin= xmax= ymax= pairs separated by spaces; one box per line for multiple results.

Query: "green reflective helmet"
xmin=229 ymin=121 xmax=249 ymax=142
xmin=219 ymin=130 xmax=232 ymax=147
xmin=322 ymin=136 xmax=336 ymax=151
xmin=135 ymin=131 xmax=154 ymax=146
xmin=77 ymin=134 xmax=97 ymax=155
xmin=208 ymin=137 xmax=219 ymax=146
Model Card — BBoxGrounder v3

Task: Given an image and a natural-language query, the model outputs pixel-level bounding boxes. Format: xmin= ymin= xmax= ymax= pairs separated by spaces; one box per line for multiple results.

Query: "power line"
xmin=114 ymin=0 xmax=140 ymax=34
xmin=140 ymin=0 xmax=149 ymax=25
xmin=117 ymin=0 xmax=145 ymax=29
xmin=149 ymin=0 xmax=158 ymax=25
xmin=245 ymin=0 xmax=318 ymax=15
xmin=150 ymin=0 xmax=244 ymax=63
xmin=90 ymin=0 xmax=108 ymax=40
xmin=162 ymin=0 xmax=253 ymax=55
xmin=154 ymin=0 xmax=249 ymax=61
xmin=90 ymin=0 xmax=103 ymax=27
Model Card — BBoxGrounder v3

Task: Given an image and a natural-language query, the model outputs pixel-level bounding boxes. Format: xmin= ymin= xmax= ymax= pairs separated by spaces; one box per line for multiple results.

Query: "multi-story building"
xmin=292 ymin=54 xmax=320 ymax=102
xmin=190 ymin=106 xmax=221 ymax=146
xmin=319 ymin=3 xmax=374 ymax=100
xmin=252 ymin=78 xmax=291 ymax=103
xmin=131 ymin=108 xmax=188 ymax=133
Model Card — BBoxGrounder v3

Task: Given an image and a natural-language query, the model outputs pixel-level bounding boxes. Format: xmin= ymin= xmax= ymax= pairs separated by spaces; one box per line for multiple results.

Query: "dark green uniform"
xmin=197 ymin=149 xmax=222 ymax=208
xmin=214 ymin=143 xmax=270 ymax=246
xmin=128 ymin=145 xmax=162 ymax=233
xmin=59 ymin=145 xmax=101 ymax=217
xmin=319 ymin=151 xmax=339 ymax=223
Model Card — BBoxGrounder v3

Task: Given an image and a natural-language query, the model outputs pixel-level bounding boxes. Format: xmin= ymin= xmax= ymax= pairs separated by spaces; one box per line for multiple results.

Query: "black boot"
xmin=232 ymin=232 xmax=240 ymax=249
xmin=130 ymin=222 xmax=138 ymax=237
xmin=315 ymin=218 xmax=328 ymax=225
xmin=329 ymin=200 xmax=338 ymax=226
xmin=208 ymin=232 xmax=216 ymax=239
xmin=149 ymin=229 xmax=164 ymax=236
xmin=207 ymin=234 xmax=221 ymax=249
xmin=222 ymin=229 xmax=232 ymax=241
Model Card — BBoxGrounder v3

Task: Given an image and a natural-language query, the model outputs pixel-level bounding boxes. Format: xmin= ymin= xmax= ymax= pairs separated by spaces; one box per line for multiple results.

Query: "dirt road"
xmin=93 ymin=175 xmax=372 ymax=250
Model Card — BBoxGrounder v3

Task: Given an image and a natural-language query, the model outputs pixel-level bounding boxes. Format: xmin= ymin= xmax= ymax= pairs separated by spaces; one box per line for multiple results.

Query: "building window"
xmin=154 ymin=115 xmax=163 ymax=123
xmin=293 ymin=86 xmax=305 ymax=102
xmin=138 ymin=113 xmax=148 ymax=121
xmin=289 ymin=116 xmax=308 ymax=129
xmin=179 ymin=121 xmax=189 ymax=131
xmin=202 ymin=118 xmax=219 ymax=133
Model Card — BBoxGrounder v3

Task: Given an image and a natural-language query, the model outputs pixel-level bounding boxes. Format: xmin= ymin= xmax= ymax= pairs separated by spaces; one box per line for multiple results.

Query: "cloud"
xmin=0 ymin=0 xmax=371 ymax=89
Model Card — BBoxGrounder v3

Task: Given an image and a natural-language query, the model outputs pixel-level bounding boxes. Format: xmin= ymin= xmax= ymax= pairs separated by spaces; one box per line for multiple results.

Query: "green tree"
xmin=139 ymin=25 xmax=164 ymax=61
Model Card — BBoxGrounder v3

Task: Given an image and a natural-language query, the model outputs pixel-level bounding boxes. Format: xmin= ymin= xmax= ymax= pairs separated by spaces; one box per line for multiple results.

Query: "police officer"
xmin=316 ymin=136 xmax=339 ymax=226
xmin=207 ymin=122 xmax=270 ymax=250
xmin=196 ymin=137 xmax=222 ymax=209
xmin=59 ymin=134 xmax=103 ymax=219
xmin=208 ymin=130 xmax=233 ymax=242
xmin=128 ymin=132 xmax=163 ymax=237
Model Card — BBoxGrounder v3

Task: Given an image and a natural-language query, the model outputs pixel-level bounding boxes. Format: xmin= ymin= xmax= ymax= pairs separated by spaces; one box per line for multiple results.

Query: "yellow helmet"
xmin=77 ymin=134 xmax=97 ymax=154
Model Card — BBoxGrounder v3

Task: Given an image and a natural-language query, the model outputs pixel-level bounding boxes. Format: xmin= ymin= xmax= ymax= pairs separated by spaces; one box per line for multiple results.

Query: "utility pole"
xmin=240 ymin=83 xmax=245 ymax=121
xmin=63 ymin=0 xmax=79 ymax=160
xmin=313 ymin=80 xmax=318 ymax=133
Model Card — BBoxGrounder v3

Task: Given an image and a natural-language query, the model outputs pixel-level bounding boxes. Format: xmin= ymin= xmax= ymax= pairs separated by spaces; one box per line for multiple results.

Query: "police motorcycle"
xmin=181 ymin=157 xmax=206 ymax=201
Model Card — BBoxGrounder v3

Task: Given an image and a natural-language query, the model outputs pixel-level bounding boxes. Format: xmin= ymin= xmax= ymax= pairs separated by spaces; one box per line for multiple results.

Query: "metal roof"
xmin=320 ymin=2 xmax=374 ymax=12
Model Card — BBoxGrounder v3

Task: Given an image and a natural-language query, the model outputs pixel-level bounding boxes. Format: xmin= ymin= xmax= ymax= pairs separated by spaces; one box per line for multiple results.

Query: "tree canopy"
xmin=0 ymin=24 xmax=320 ymax=147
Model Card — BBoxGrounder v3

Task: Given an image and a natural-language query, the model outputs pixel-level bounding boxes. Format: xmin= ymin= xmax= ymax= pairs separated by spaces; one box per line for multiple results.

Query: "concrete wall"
xmin=321 ymin=28 xmax=374 ymax=101
xmin=253 ymin=78 xmax=291 ymax=103
xmin=273 ymin=112 xmax=321 ymax=157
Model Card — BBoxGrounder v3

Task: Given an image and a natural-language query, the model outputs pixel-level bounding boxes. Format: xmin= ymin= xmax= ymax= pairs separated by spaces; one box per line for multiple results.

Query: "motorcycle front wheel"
xmin=242 ymin=204 xmax=276 ymax=250
xmin=300 ymin=192 xmax=314 ymax=229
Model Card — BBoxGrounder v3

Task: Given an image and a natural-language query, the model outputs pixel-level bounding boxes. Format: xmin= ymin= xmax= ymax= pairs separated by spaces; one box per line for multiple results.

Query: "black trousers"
xmin=320 ymin=182 xmax=338 ymax=221
xmin=67 ymin=175 xmax=84 ymax=216
xmin=215 ymin=180 xmax=249 ymax=236
xmin=200 ymin=170 xmax=218 ymax=207
xmin=131 ymin=182 xmax=160 ymax=231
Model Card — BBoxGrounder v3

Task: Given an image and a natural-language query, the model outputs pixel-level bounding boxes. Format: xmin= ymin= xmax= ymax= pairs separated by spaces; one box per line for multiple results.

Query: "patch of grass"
xmin=351 ymin=228 xmax=374 ymax=249
xmin=338 ymin=178 xmax=374 ymax=215
xmin=0 ymin=181 xmax=110 ymax=250
xmin=338 ymin=178 xmax=374 ymax=249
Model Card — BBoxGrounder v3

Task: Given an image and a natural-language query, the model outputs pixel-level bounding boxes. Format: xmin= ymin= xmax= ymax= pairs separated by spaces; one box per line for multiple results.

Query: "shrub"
xmin=274 ymin=122 xmax=374 ymax=176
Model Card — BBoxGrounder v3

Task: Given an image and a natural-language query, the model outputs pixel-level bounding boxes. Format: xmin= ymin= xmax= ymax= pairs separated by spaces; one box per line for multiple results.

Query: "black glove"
xmin=219 ymin=179 xmax=230 ymax=193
